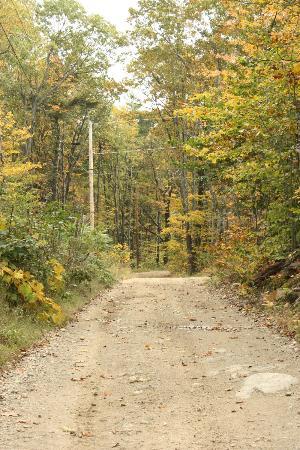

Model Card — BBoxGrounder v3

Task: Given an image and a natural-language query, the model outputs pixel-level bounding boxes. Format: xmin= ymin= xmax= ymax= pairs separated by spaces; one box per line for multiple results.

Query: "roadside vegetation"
xmin=0 ymin=0 xmax=130 ymax=366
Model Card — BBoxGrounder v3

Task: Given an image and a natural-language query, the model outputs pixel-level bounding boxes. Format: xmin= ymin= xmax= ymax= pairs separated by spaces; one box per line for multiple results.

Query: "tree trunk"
xmin=163 ymin=187 xmax=172 ymax=265
xmin=156 ymin=210 xmax=161 ymax=266
xmin=50 ymin=117 xmax=60 ymax=201
xmin=26 ymin=95 xmax=38 ymax=157
xmin=95 ymin=142 xmax=103 ymax=223
xmin=185 ymin=221 xmax=197 ymax=275
xmin=134 ymin=187 xmax=141 ymax=269
xmin=179 ymin=165 xmax=197 ymax=274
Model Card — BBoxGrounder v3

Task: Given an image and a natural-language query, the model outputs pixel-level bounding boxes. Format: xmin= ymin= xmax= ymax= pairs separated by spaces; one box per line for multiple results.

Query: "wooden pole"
xmin=89 ymin=120 xmax=95 ymax=230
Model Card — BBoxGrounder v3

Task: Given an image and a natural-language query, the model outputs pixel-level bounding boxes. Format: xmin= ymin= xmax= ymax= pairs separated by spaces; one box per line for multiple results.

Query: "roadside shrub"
xmin=0 ymin=263 xmax=64 ymax=324
xmin=211 ymin=223 xmax=266 ymax=283
xmin=0 ymin=200 xmax=113 ymax=321
xmin=0 ymin=230 xmax=50 ymax=284
xmin=109 ymin=243 xmax=131 ymax=266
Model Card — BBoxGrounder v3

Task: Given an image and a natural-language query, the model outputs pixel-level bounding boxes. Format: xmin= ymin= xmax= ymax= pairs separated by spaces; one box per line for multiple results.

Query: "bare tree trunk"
xmin=50 ymin=117 xmax=60 ymax=201
xmin=95 ymin=142 xmax=103 ymax=223
xmin=156 ymin=210 xmax=161 ymax=266
xmin=113 ymin=157 xmax=120 ymax=243
xmin=26 ymin=95 xmax=38 ymax=157
xmin=64 ymin=116 xmax=87 ymax=201
xmin=134 ymin=186 xmax=141 ymax=269
xmin=179 ymin=164 xmax=197 ymax=274
xmin=163 ymin=187 xmax=172 ymax=265
xmin=128 ymin=166 xmax=133 ymax=252
xmin=61 ymin=125 xmax=66 ymax=205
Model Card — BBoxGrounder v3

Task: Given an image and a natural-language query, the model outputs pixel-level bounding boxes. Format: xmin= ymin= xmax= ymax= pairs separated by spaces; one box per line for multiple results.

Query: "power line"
xmin=93 ymin=146 xmax=177 ymax=156
xmin=66 ymin=146 xmax=177 ymax=175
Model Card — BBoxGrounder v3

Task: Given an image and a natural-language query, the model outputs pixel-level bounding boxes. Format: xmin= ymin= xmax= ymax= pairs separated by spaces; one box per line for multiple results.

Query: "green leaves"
xmin=18 ymin=283 xmax=35 ymax=303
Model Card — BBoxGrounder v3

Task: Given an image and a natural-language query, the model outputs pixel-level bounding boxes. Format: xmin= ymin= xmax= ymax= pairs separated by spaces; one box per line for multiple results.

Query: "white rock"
xmin=237 ymin=373 xmax=298 ymax=399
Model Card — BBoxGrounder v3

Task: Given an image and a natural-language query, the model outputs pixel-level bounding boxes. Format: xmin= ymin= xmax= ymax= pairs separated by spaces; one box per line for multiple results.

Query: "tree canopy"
xmin=0 ymin=0 xmax=299 ymax=320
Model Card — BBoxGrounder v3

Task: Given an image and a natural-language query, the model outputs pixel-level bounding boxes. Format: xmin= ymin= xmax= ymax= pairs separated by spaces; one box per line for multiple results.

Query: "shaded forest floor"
xmin=210 ymin=281 xmax=300 ymax=344
xmin=210 ymin=250 xmax=300 ymax=342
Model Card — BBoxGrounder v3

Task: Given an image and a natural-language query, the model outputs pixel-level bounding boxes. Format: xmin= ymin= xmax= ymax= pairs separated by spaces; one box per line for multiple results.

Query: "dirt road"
xmin=0 ymin=274 xmax=299 ymax=450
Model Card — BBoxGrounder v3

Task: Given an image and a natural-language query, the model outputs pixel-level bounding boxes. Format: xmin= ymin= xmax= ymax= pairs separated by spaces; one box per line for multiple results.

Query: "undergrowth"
xmin=210 ymin=273 xmax=300 ymax=342
xmin=0 ymin=278 xmax=115 ymax=368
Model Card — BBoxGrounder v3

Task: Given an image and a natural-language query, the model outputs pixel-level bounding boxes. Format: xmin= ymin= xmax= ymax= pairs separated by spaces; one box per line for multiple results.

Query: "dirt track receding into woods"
xmin=0 ymin=274 xmax=299 ymax=449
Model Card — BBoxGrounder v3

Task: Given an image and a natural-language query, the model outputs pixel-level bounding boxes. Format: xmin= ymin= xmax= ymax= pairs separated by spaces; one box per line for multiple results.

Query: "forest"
xmin=0 ymin=0 xmax=299 ymax=359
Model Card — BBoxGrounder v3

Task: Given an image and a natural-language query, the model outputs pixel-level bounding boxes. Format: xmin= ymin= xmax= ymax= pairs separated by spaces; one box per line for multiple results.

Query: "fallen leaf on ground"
xmin=63 ymin=427 xmax=76 ymax=435
xmin=79 ymin=431 xmax=93 ymax=438
xmin=1 ymin=412 xmax=20 ymax=417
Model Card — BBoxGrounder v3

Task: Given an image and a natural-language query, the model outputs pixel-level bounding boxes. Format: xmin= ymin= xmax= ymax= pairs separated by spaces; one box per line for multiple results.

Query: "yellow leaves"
xmin=166 ymin=239 xmax=183 ymax=252
xmin=0 ymin=108 xmax=41 ymax=205
xmin=218 ymin=54 xmax=237 ymax=64
xmin=179 ymin=104 xmax=219 ymax=122
xmin=292 ymin=63 xmax=300 ymax=76
xmin=187 ymin=210 xmax=205 ymax=225
xmin=1 ymin=162 xmax=40 ymax=179
xmin=184 ymin=141 xmax=229 ymax=165
xmin=241 ymin=42 xmax=257 ymax=56
xmin=161 ymin=209 xmax=205 ymax=243
xmin=164 ymin=239 xmax=188 ymax=273
xmin=207 ymin=149 xmax=228 ymax=165
xmin=0 ymin=107 xmax=39 ymax=186
xmin=205 ymin=69 xmax=221 ymax=78
xmin=162 ymin=215 xmax=186 ymax=239
xmin=220 ymin=0 xmax=300 ymax=67
xmin=224 ymin=93 xmax=244 ymax=108
xmin=183 ymin=144 xmax=204 ymax=157
xmin=0 ymin=262 xmax=64 ymax=325
xmin=293 ymin=188 xmax=300 ymax=201
xmin=0 ymin=109 xmax=30 ymax=147
xmin=12 ymin=270 xmax=24 ymax=280
xmin=109 ymin=244 xmax=131 ymax=265
xmin=0 ymin=215 xmax=6 ymax=231
xmin=47 ymin=258 xmax=65 ymax=292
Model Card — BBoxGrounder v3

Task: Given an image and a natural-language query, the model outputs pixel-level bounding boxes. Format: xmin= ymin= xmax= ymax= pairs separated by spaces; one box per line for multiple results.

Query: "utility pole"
xmin=89 ymin=120 xmax=95 ymax=230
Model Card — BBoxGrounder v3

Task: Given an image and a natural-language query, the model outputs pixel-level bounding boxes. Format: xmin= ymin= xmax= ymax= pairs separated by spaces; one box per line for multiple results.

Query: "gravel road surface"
xmin=0 ymin=274 xmax=299 ymax=449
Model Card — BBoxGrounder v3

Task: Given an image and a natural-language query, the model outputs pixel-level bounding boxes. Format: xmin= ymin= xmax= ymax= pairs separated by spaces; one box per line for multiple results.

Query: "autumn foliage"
xmin=0 ymin=0 xmax=299 ymax=327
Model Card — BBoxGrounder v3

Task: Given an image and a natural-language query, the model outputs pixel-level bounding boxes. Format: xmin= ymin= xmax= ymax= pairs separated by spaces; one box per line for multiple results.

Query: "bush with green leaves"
xmin=0 ymin=199 xmax=114 ymax=317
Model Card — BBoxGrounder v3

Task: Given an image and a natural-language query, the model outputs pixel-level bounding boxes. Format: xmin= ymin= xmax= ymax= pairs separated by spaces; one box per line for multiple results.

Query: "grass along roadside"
xmin=0 ymin=278 xmax=115 ymax=369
